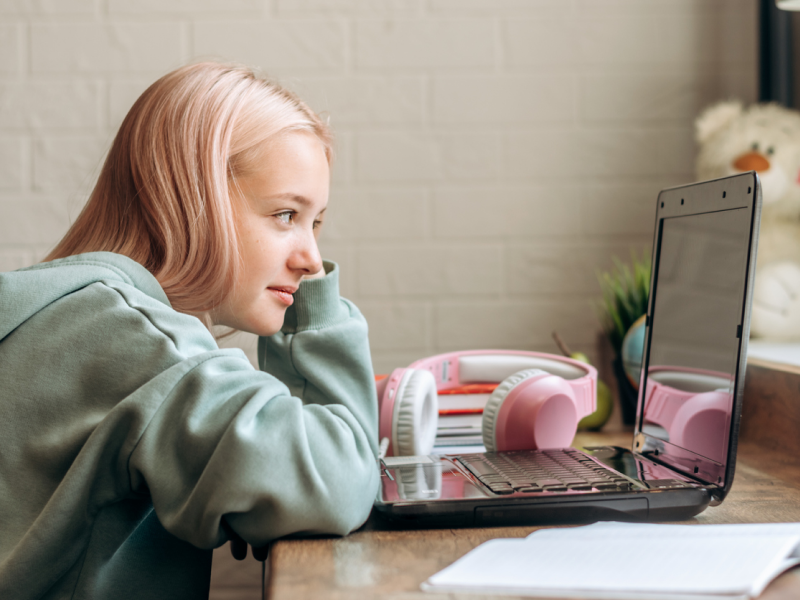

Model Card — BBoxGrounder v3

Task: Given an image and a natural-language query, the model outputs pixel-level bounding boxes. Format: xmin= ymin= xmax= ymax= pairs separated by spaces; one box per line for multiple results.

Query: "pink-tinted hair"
xmin=46 ymin=62 xmax=332 ymax=320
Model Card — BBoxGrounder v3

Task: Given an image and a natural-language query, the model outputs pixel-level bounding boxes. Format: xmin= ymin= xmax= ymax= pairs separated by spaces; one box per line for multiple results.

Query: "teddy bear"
xmin=696 ymin=100 xmax=800 ymax=340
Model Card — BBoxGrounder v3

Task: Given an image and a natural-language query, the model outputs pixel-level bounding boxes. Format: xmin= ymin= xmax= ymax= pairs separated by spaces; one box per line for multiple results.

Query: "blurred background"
xmin=0 ymin=0 xmax=758 ymax=373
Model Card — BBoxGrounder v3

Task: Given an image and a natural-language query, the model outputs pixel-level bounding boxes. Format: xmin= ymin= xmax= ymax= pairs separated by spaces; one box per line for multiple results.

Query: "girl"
xmin=0 ymin=62 xmax=379 ymax=599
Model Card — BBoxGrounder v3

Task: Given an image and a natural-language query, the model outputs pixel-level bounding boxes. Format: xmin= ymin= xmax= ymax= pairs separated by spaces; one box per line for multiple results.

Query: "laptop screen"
xmin=637 ymin=174 xmax=759 ymax=491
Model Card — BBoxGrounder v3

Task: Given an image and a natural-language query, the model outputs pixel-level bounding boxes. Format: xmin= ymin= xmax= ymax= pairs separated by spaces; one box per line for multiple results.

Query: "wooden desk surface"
xmin=264 ymin=432 xmax=800 ymax=600
xmin=209 ymin=359 xmax=800 ymax=599
xmin=263 ymin=359 xmax=800 ymax=600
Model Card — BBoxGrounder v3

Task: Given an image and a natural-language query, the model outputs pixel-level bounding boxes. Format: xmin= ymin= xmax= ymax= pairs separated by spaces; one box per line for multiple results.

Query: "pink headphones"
xmin=642 ymin=367 xmax=732 ymax=464
xmin=377 ymin=350 xmax=597 ymax=457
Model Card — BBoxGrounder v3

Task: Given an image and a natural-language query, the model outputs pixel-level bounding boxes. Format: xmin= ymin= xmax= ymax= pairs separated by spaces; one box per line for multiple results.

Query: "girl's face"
xmin=211 ymin=131 xmax=329 ymax=336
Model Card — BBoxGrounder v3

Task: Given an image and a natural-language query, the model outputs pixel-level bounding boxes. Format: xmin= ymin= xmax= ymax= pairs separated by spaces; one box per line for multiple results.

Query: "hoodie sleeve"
xmin=127 ymin=261 xmax=380 ymax=549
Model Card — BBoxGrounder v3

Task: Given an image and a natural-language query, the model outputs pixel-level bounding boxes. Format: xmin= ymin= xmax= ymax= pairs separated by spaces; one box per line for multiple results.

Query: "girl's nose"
xmin=290 ymin=230 xmax=323 ymax=275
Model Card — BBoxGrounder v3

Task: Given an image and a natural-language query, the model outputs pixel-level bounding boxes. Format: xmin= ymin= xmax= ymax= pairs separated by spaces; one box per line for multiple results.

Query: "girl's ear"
xmin=695 ymin=101 xmax=744 ymax=145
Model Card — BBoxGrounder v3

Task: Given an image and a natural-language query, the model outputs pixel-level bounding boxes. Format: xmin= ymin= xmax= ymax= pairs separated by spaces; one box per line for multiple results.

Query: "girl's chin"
xmin=247 ymin=309 xmax=289 ymax=337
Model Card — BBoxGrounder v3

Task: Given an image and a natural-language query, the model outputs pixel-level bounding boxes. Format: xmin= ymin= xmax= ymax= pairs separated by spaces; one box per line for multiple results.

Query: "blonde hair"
xmin=46 ymin=62 xmax=332 ymax=319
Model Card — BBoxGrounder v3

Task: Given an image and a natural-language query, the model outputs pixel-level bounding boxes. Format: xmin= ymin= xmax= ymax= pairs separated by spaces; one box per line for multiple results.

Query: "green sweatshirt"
xmin=0 ymin=252 xmax=380 ymax=599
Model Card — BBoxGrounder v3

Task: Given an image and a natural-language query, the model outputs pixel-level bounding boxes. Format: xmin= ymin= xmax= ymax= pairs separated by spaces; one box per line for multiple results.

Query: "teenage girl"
xmin=0 ymin=62 xmax=379 ymax=600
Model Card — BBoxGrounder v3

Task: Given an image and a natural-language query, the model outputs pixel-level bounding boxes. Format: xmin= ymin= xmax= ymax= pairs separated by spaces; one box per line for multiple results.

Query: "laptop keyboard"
xmin=455 ymin=449 xmax=634 ymax=495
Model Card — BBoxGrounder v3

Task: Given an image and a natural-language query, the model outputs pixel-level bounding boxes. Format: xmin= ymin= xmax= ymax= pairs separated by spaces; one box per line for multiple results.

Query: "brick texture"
xmin=355 ymin=19 xmax=495 ymax=69
xmin=0 ymin=0 xmax=95 ymax=14
xmin=276 ymin=0 xmax=423 ymax=15
xmin=1 ymin=0 xmax=758 ymax=386
xmin=108 ymin=80 xmax=151 ymax=129
xmin=357 ymin=244 xmax=504 ymax=297
xmin=31 ymin=23 xmax=183 ymax=73
xmin=0 ymin=138 xmax=23 ymax=190
xmin=33 ymin=136 xmax=109 ymax=191
xmin=432 ymin=185 xmax=582 ymax=239
xmin=323 ymin=187 xmax=428 ymax=241
xmin=0 ymin=81 xmax=99 ymax=129
xmin=433 ymin=75 xmax=576 ymax=124
xmin=295 ymin=76 xmax=426 ymax=125
xmin=193 ymin=20 xmax=346 ymax=72
xmin=0 ymin=24 xmax=21 ymax=74
xmin=108 ymin=0 xmax=262 ymax=15
xmin=0 ymin=196 xmax=71 ymax=245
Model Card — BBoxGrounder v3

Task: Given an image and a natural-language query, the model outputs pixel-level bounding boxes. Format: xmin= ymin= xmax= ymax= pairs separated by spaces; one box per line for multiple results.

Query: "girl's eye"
xmin=313 ymin=219 xmax=323 ymax=230
xmin=276 ymin=211 xmax=295 ymax=225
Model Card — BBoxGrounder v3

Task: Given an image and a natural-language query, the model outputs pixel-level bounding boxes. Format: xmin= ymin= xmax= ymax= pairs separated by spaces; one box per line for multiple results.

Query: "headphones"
xmin=642 ymin=367 xmax=732 ymax=464
xmin=377 ymin=350 xmax=597 ymax=457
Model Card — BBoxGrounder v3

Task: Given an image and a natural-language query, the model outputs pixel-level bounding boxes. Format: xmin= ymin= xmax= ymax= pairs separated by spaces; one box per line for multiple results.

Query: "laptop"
xmin=373 ymin=172 xmax=762 ymax=527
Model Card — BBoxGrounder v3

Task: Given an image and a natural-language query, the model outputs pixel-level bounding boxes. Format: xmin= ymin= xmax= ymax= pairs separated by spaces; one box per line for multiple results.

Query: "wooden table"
xmin=210 ymin=358 xmax=800 ymax=599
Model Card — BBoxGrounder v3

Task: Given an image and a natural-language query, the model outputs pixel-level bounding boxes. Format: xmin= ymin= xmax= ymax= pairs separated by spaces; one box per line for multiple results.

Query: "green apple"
xmin=569 ymin=352 xmax=614 ymax=431
xmin=570 ymin=351 xmax=590 ymax=364
xmin=578 ymin=380 xmax=613 ymax=431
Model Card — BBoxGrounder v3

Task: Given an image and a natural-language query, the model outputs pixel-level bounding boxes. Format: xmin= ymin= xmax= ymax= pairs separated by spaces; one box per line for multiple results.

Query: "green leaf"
xmin=595 ymin=249 xmax=651 ymax=355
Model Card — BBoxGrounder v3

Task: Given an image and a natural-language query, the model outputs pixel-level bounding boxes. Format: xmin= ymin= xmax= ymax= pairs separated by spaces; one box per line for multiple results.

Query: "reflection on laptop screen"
xmin=641 ymin=207 xmax=752 ymax=476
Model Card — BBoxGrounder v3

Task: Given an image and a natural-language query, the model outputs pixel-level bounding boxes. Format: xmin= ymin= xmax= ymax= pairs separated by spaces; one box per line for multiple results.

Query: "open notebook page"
xmin=422 ymin=522 xmax=800 ymax=600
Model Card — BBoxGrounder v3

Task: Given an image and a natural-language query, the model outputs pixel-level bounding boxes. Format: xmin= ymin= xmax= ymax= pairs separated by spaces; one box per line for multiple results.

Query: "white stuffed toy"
xmin=696 ymin=101 xmax=800 ymax=340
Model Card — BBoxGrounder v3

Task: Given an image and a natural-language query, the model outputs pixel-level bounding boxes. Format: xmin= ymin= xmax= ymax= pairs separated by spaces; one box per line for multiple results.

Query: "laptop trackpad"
xmin=382 ymin=460 xmax=489 ymax=502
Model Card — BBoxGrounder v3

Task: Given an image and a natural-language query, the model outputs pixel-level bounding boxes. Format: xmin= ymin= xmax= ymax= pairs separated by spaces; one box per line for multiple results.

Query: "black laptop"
xmin=374 ymin=172 xmax=762 ymax=527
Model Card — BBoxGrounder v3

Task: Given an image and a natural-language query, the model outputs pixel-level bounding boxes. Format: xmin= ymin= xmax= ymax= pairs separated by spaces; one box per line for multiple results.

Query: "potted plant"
xmin=597 ymin=251 xmax=650 ymax=425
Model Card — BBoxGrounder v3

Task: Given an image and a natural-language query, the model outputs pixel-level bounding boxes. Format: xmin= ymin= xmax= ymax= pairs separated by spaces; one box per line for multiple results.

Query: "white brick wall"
xmin=31 ymin=23 xmax=185 ymax=74
xmin=0 ymin=81 xmax=100 ymax=129
xmin=0 ymin=137 xmax=23 ymax=190
xmin=355 ymin=19 xmax=496 ymax=69
xmin=0 ymin=24 xmax=21 ymax=74
xmin=194 ymin=20 xmax=346 ymax=72
xmin=0 ymin=0 xmax=758 ymax=373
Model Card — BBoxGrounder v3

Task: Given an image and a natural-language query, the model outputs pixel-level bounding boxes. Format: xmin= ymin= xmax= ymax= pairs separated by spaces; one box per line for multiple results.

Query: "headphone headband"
xmin=408 ymin=350 xmax=597 ymax=420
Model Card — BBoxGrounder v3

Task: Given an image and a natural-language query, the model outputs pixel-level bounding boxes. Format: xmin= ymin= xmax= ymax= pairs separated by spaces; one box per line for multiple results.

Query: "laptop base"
xmin=375 ymin=447 xmax=712 ymax=528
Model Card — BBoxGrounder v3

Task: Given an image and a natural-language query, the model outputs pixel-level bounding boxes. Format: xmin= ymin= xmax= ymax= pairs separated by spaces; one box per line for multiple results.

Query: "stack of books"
xmin=433 ymin=383 xmax=497 ymax=454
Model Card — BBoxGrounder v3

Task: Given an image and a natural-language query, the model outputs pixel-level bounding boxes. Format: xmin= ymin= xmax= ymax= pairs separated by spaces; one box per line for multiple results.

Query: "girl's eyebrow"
xmin=264 ymin=192 xmax=327 ymax=216
xmin=266 ymin=192 xmax=312 ymax=205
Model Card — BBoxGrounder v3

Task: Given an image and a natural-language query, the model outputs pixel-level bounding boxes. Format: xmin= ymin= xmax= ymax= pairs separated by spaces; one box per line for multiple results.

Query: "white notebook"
xmin=422 ymin=522 xmax=800 ymax=600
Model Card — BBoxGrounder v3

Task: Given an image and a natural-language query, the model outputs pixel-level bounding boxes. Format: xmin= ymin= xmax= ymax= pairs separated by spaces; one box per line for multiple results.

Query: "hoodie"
xmin=0 ymin=252 xmax=379 ymax=600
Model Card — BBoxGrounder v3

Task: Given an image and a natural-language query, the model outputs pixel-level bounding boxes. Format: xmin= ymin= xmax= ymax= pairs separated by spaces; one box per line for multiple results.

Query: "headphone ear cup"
xmin=482 ymin=369 xmax=547 ymax=452
xmin=669 ymin=390 xmax=731 ymax=464
xmin=393 ymin=369 xmax=438 ymax=456
xmin=483 ymin=368 xmax=579 ymax=452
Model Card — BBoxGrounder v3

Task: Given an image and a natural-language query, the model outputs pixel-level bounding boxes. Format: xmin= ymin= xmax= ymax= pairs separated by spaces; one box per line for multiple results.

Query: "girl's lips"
xmin=268 ymin=287 xmax=295 ymax=306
